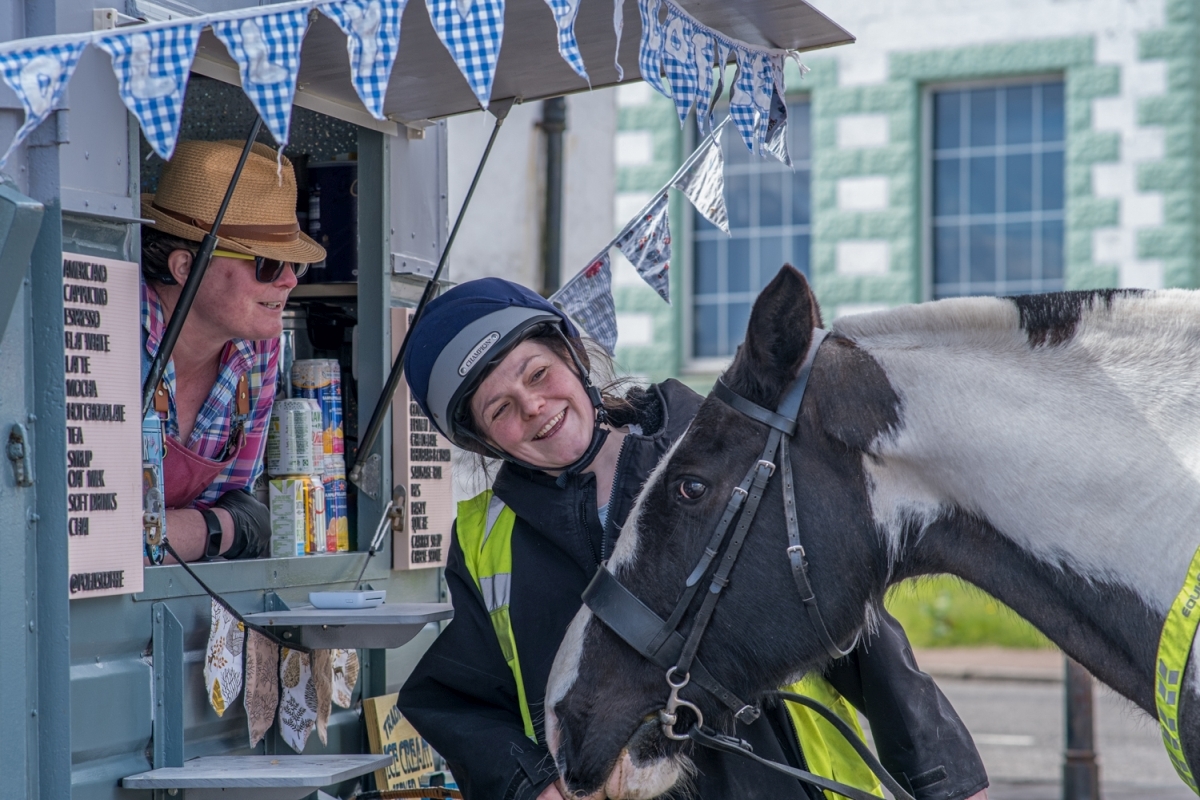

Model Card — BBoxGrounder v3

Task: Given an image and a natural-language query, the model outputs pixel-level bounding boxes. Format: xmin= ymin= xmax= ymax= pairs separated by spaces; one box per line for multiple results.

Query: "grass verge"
xmin=884 ymin=575 xmax=1052 ymax=649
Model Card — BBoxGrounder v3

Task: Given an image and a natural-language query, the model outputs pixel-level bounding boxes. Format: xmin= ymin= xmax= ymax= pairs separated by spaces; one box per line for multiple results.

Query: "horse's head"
xmin=545 ymin=266 xmax=902 ymax=799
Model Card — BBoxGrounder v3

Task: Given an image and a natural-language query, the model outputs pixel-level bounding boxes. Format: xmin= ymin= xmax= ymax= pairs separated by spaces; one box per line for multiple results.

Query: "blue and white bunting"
xmin=729 ymin=48 xmax=762 ymax=152
xmin=0 ymin=39 xmax=88 ymax=167
xmin=615 ymin=192 xmax=672 ymax=303
xmin=660 ymin=7 xmax=697 ymax=126
xmin=552 ymin=252 xmax=617 ymax=355
xmin=636 ymin=0 xmax=666 ymax=96
xmin=544 ymin=0 xmax=588 ymax=81
xmin=211 ymin=7 xmax=310 ymax=148
xmin=320 ymin=0 xmax=408 ymax=121
xmin=691 ymin=31 xmax=715 ymax=133
xmin=96 ymin=24 xmax=203 ymax=160
xmin=426 ymin=0 xmax=505 ymax=109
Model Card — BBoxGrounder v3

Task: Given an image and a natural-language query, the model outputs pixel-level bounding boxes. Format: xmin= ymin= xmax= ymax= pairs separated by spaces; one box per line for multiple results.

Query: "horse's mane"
xmin=832 ymin=289 xmax=1200 ymax=357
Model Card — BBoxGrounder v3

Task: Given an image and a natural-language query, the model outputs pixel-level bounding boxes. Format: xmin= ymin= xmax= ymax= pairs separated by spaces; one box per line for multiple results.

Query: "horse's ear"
xmin=724 ymin=265 xmax=822 ymax=408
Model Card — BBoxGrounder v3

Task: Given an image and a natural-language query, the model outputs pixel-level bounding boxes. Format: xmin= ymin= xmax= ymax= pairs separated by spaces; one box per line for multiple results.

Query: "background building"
xmin=450 ymin=0 xmax=1192 ymax=391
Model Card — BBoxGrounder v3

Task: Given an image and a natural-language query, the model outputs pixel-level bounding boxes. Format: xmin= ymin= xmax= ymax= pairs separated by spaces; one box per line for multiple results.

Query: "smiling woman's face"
xmin=468 ymin=339 xmax=595 ymax=469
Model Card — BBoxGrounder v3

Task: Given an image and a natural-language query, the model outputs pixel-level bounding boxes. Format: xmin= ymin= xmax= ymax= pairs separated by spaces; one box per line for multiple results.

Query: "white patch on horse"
xmin=835 ymin=291 xmax=1200 ymax=615
xmin=608 ymin=431 xmax=688 ymax=575
xmin=545 ymin=605 xmax=592 ymax=756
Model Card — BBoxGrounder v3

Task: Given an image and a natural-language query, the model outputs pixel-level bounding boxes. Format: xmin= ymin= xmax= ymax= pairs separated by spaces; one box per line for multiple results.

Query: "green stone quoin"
xmin=612 ymin=0 xmax=1197 ymax=389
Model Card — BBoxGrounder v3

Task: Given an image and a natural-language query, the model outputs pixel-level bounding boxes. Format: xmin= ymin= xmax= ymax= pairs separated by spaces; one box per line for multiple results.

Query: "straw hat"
xmin=141 ymin=139 xmax=326 ymax=264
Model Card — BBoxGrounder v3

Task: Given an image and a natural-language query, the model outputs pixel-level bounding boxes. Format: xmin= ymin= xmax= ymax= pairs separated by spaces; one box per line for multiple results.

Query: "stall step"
xmin=122 ymin=754 xmax=394 ymax=800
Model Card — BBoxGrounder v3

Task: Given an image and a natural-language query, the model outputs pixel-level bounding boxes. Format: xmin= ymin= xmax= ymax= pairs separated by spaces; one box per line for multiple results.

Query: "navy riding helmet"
xmin=404 ymin=277 xmax=609 ymax=478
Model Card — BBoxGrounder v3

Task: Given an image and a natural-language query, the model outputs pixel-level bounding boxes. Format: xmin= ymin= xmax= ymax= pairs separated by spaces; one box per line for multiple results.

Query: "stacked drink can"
xmin=291 ymin=359 xmax=350 ymax=552
xmin=266 ymin=398 xmax=326 ymax=556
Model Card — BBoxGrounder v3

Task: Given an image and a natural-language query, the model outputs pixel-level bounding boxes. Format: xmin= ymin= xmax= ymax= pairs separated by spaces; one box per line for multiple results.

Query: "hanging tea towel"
xmin=203 ymin=599 xmax=245 ymax=717
xmin=244 ymin=630 xmax=280 ymax=748
xmin=279 ymin=647 xmax=318 ymax=751
xmin=331 ymin=649 xmax=360 ymax=709
xmin=312 ymin=649 xmax=333 ymax=745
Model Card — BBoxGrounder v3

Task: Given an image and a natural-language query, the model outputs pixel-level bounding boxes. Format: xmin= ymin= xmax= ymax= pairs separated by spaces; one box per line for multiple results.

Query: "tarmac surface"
xmin=903 ymin=648 xmax=1194 ymax=800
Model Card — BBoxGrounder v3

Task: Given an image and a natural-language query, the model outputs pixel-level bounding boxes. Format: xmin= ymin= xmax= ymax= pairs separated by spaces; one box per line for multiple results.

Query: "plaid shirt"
xmin=141 ymin=282 xmax=278 ymax=510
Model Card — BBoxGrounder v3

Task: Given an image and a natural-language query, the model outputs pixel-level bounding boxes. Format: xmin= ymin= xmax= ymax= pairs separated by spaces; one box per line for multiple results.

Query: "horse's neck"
xmin=839 ymin=292 xmax=1200 ymax=617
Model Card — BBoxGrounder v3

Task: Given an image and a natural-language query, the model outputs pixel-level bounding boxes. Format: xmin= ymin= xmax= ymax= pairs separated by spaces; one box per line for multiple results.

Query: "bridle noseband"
xmin=582 ymin=328 xmax=852 ymax=735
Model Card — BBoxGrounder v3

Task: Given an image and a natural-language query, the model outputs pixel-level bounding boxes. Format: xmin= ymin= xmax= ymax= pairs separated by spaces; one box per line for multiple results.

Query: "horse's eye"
xmin=679 ymin=479 xmax=707 ymax=501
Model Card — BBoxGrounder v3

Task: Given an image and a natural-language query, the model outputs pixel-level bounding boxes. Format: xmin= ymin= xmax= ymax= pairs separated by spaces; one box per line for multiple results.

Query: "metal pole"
xmin=1063 ymin=656 xmax=1101 ymax=800
xmin=540 ymin=96 xmax=566 ymax=295
xmin=140 ymin=116 xmax=264 ymax=418
xmin=349 ymin=101 xmax=512 ymax=488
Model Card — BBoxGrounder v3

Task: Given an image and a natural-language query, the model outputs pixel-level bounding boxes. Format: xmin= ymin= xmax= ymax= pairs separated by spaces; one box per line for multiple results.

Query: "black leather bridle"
xmin=581 ymin=329 xmax=916 ymax=800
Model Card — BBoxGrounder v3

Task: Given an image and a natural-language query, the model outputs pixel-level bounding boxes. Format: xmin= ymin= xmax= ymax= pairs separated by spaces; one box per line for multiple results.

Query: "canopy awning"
xmin=188 ymin=0 xmax=852 ymax=131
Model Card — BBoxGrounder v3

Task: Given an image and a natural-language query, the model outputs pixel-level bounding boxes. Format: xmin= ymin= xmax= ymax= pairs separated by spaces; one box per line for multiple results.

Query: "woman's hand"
xmin=965 ymin=791 xmax=989 ymax=800
xmin=536 ymin=781 xmax=567 ymax=800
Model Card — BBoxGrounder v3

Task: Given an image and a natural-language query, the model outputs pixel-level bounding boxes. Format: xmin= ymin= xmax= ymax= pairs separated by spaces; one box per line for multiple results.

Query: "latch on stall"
xmin=7 ymin=422 xmax=33 ymax=487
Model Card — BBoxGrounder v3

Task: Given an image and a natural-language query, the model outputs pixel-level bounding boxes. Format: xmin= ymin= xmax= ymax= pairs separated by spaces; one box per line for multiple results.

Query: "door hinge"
xmin=7 ymin=423 xmax=33 ymax=487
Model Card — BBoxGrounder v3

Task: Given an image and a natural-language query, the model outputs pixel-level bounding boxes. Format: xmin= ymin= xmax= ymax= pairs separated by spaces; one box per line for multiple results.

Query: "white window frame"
xmin=921 ymin=73 xmax=1067 ymax=301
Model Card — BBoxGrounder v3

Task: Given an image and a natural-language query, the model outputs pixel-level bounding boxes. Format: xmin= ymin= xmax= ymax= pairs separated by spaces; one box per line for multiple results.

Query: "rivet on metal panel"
xmin=30 ymin=709 xmax=36 ymax=717
xmin=28 ymin=620 xmax=34 ymax=631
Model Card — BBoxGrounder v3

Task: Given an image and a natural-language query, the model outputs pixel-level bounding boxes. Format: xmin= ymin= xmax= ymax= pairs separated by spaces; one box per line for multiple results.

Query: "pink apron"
xmin=160 ymin=374 xmax=251 ymax=509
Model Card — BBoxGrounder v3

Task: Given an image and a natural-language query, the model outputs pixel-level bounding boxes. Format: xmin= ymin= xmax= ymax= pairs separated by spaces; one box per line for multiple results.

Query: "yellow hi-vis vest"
xmin=456 ymin=490 xmax=884 ymax=799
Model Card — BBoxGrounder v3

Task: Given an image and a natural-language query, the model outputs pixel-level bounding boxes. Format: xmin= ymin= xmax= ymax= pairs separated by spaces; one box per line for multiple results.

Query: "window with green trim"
xmin=931 ymin=81 xmax=1065 ymax=298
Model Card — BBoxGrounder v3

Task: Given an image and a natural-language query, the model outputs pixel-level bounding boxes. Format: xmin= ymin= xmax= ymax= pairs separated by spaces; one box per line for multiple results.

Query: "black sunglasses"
xmin=213 ymin=249 xmax=310 ymax=283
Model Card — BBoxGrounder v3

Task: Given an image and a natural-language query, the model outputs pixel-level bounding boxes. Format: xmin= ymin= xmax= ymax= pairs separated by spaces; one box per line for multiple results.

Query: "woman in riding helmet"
xmin=397 ymin=278 xmax=989 ymax=800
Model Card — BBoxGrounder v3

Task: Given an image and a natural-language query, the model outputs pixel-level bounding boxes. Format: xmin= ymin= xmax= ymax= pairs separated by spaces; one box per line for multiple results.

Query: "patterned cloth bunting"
xmin=0 ymin=39 xmax=88 ymax=167
xmin=552 ymin=252 xmax=617 ymax=355
xmin=728 ymin=47 xmax=762 ymax=152
xmin=543 ymin=0 xmax=588 ymax=81
xmin=660 ymin=7 xmax=697 ymax=126
xmin=612 ymin=0 xmax=625 ymax=81
xmin=203 ymin=599 xmax=245 ymax=717
xmin=96 ymin=24 xmax=202 ymax=160
xmin=671 ymin=124 xmax=728 ymax=234
xmin=320 ymin=0 xmax=409 ymax=121
xmin=691 ymin=31 xmax=715 ymax=133
xmin=331 ymin=648 xmax=360 ymax=708
xmin=615 ymin=192 xmax=672 ymax=303
xmin=279 ymin=647 xmax=318 ymax=752
xmin=636 ymin=0 xmax=666 ymax=95
xmin=312 ymin=648 xmax=333 ymax=745
xmin=211 ymin=6 xmax=310 ymax=148
xmin=426 ymin=0 xmax=505 ymax=109
xmin=244 ymin=630 xmax=280 ymax=748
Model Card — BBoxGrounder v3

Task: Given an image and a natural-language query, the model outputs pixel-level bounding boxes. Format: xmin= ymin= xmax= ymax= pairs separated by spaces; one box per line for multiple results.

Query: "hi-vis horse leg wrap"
xmin=1156 ymin=543 xmax=1200 ymax=794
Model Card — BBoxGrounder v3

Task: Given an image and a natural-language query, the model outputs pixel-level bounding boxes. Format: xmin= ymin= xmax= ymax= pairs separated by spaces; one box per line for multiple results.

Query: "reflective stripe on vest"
xmin=456 ymin=490 xmax=537 ymax=742
xmin=458 ymin=491 xmax=887 ymax=794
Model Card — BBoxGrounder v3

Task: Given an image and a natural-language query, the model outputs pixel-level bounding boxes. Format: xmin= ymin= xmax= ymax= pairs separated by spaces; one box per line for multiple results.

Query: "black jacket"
xmin=398 ymin=380 xmax=988 ymax=800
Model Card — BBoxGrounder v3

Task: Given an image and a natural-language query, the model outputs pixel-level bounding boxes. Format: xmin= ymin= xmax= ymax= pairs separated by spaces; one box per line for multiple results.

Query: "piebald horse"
xmin=544 ymin=265 xmax=1200 ymax=799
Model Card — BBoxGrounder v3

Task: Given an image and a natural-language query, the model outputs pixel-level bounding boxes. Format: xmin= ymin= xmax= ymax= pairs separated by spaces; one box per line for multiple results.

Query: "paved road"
xmin=929 ymin=677 xmax=1193 ymax=800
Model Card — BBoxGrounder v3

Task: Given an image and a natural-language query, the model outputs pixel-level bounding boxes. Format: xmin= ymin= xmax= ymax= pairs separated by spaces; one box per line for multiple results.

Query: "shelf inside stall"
xmin=243 ymin=600 xmax=453 ymax=649
xmin=122 ymin=754 xmax=394 ymax=800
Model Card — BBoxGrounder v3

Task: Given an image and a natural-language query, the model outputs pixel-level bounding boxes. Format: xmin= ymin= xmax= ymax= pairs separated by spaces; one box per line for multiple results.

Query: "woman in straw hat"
xmin=140 ymin=139 xmax=325 ymax=563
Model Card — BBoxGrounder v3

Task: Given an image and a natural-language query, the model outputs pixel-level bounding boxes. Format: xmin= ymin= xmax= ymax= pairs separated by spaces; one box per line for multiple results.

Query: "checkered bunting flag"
xmin=0 ymin=39 xmax=88 ymax=168
xmin=552 ymin=252 xmax=618 ymax=355
xmin=426 ymin=0 xmax=505 ymax=109
xmin=615 ymin=192 xmax=672 ymax=303
xmin=660 ymin=8 xmax=697 ymax=127
xmin=212 ymin=6 xmax=311 ymax=148
xmin=543 ymin=0 xmax=588 ymax=81
xmin=729 ymin=47 xmax=764 ymax=151
xmin=636 ymin=0 xmax=667 ymax=96
xmin=97 ymin=24 xmax=203 ymax=160
xmin=321 ymin=0 xmax=408 ymax=120
xmin=691 ymin=32 xmax=715 ymax=133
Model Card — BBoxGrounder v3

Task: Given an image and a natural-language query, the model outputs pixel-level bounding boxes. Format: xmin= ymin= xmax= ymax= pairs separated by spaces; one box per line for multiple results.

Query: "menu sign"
xmin=391 ymin=309 xmax=452 ymax=570
xmin=62 ymin=253 xmax=143 ymax=597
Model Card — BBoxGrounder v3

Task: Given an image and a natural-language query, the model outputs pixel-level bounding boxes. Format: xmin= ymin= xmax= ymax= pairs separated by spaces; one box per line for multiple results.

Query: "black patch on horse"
xmin=1007 ymin=290 xmax=1145 ymax=347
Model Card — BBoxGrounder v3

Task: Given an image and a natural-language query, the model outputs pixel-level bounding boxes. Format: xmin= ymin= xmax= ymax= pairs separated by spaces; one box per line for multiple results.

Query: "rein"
xmin=582 ymin=330 xmax=913 ymax=800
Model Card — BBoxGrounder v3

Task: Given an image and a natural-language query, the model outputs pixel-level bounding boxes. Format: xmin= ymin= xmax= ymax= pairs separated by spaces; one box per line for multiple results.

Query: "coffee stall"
xmin=0 ymin=0 xmax=851 ymax=798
